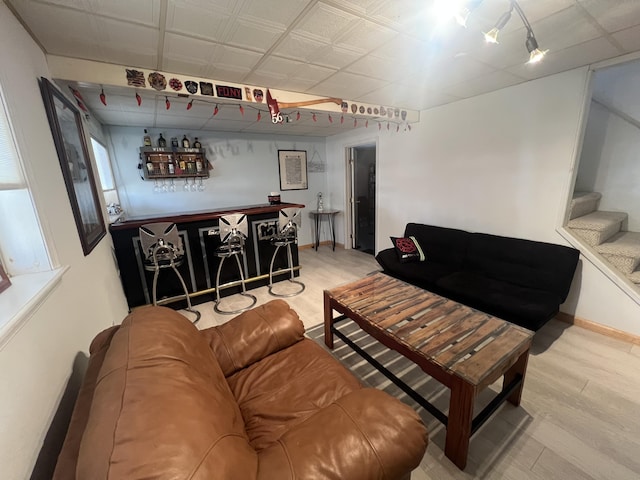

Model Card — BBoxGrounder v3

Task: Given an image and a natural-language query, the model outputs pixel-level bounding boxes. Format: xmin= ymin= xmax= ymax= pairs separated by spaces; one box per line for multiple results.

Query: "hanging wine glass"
xmin=161 ymin=180 xmax=168 ymax=193
xmin=169 ymin=179 xmax=176 ymax=192
xmin=153 ymin=179 xmax=160 ymax=193
xmin=183 ymin=179 xmax=190 ymax=192
xmin=198 ymin=178 xmax=205 ymax=191
xmin=191 ymin=178 xmax=198 ymax=192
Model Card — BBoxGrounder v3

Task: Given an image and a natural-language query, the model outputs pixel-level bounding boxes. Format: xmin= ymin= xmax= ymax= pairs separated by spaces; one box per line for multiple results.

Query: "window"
xmin=0 ymin=86 xmax=50 ymax=278
xmin=0 ymin=83 xmax=61 ymax=341
xmin=90 ymin=137 xmax=121 ymax=219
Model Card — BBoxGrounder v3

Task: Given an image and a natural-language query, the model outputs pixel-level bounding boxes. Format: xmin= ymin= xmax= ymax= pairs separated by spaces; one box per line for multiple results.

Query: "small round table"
xmin=310 ymin=209 xmax=340 ymax=251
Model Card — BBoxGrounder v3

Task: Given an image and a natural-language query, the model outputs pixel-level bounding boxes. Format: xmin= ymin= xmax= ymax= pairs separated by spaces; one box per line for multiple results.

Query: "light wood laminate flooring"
xmin=190 ymin=247 xmax=640 ymax=480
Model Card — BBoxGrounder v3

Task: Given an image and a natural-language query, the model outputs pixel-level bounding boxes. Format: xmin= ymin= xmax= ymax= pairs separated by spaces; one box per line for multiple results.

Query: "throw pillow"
xmin=390 ymin=236 xmax=425 ymax=263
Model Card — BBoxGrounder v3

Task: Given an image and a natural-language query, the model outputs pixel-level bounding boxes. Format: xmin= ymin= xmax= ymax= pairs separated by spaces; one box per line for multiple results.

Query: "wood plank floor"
xmin=191 ymin=247 xmax=640 ymax=480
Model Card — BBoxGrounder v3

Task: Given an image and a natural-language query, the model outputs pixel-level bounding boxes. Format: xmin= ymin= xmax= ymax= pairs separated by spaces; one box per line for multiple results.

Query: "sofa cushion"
xmin=466 ymin=233 xmax=580 ymax=302
xmin=404 ymin=223 xmax=470 ymax=268
xmin=228 ymin=338 xmax=362 ymax=451
xmin=437 ymin=271 xmax=561 ymax=331
xmin=376 ymin=248 xmax=458 ymax=288
xmin=202 ymin=299 xmax=305 ymax=377
xmin=76 ymin=306 xmax=256 ymax=479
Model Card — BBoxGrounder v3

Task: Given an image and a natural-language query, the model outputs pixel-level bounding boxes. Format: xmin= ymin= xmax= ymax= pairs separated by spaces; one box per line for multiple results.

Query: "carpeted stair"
xmin=567 ymin=191 xmax=640 ymax=286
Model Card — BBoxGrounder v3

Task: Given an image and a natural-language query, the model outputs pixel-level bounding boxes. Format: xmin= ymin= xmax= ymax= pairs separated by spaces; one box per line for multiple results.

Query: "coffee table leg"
xmin=505 ymin=348 xmax=530 ymax=406
xmin=445 ymin=377 xmax=475 ymax=470
xmin=324 ymin=291 xmax=334 ymax=349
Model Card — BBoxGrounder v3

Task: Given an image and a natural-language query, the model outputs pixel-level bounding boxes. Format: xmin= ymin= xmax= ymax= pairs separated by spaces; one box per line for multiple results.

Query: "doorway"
xmin=348 ymin=144 xmax=376 ymax=254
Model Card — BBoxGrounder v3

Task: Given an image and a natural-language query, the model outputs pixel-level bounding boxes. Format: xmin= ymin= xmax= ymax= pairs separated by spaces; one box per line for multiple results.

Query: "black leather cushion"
xmin=466 ymin=233 xmax=579 ymax=303
xmin=437 ymin=271 xmax=561 ymax=331
xmin=404 ymin=223 xmax=469 ymax=269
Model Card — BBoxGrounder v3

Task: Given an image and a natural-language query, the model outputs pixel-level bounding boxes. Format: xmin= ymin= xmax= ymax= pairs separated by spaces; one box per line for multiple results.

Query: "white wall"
xmin=327 ymin=67 xmax=640 ymax=337
xmin=108 ymin=126 xmax=328 ymax=246
xmin=576 ymin=100 xmax=640 ymax=230
xmin=0 ymin=4 xmax=128 ymax=479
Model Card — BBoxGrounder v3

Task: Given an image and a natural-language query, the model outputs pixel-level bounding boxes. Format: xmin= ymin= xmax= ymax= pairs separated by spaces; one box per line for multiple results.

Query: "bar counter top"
xmin=109 ymin=202 xmax=305 ymax=231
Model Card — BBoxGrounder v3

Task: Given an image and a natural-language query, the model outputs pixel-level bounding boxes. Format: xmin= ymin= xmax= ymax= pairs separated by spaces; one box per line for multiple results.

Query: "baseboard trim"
xmin=556 ymin=311 xmax=640 ymax=346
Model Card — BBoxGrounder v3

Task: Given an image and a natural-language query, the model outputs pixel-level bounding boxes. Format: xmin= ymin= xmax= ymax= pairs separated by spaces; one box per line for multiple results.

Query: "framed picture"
xmin=39 ymin=77 xmax=106 ymax=256
xmin=0 ymin=262 xmax=10 ymax=294
xmin=278 ymin=150 xmax=308 ymax=191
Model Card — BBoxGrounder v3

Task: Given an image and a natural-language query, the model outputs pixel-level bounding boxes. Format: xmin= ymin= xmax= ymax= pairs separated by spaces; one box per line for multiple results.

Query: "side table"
xmin=309 ymin=209 xmax=339 ymax=251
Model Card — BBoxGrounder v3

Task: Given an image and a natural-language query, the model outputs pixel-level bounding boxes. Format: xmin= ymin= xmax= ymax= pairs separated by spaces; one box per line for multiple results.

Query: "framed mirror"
xmin=39 ymin=77 xmax=106 ymax=255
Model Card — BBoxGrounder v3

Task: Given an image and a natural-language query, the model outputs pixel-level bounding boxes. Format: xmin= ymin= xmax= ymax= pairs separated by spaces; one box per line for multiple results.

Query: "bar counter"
xmin=110 ymin=202 xmax=304 ymax=310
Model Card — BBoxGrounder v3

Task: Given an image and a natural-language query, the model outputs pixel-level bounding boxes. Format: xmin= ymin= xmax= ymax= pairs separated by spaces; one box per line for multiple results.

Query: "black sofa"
xmin=376 ymin=223 xmax=580 ymax=332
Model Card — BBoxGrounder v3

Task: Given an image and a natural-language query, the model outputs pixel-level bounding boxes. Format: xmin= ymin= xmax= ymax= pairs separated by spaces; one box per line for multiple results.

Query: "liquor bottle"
xmin=182 ymin=135 xmax=190 ymax=148
xmin=193 ymin=137 xmax=202 ymax=149
xmin=178 ymin=155 xmax=186 ymax=173
xmin=171 ymin=137 xmax=179 ymax=148
xmin=196 ymin=158 xmax=203 ymax=173
xmin=187 ymin=157 xmax=195 ymax=174
xmin=158 ymin=133 xmax=167 ymax=148
xmin=167 ymin=154 xmax=175 ymax=175
xmin=143 ymin=129 xmax=151 ymax=146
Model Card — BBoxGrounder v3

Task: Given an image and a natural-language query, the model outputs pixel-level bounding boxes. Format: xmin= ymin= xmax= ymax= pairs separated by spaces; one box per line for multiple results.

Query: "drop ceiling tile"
xmin=311 ymin=45 xmax=363 ymax=69
xmin=272 ymin=33 xmax=329 ymax=62
xmin=164 ymin=33 xmax=216 ymax=64
xmin=87 ymin=0 xmax=160 ymax=25
xmin=166 ymin=2 xmax=232 ymax=41
xmin=357 ymin=83 xmax=459 ymax=111
xmin=250 ymin=55 xmax=304 ymax=76
xmin=371 ymin=34 xmax=434 ymax=69
xmin=368 ymin=0 xmax=428 ymax=28
xmin=95 ymin=19 xmax=159 ymax=63
xmin=508 ymin=0 xmax=577 ymax=24
xmin=579 ymin=0 xmax=640 ymax=33
xmin=612 ymin=24 xmax=640 ymax=52
xmin=506 ymin=36 xmax=621 ymax=80
xmin=292 ymin=2 xmax=360 ymax=43
xmin=421 ymin=56 xmax=496 ymax=90
xmin=292 ymin=63 xmax=336 ymax=83
xmin=528 ymin=5 xmax=601 ymax=52
xmin=312 ymin=71 xmax=388 ymax=99
xmin=238 ymin=0 xmax=310 ymax=28
xmin=345 ymin=54 xmax=408 ymax=82
xmin=335 ymin=20 xmax=397 ymax=54
xmin=443 ymin=69 xmax=526 ymax=99
xmin=225 ymin=18 xmax=285 ymax=52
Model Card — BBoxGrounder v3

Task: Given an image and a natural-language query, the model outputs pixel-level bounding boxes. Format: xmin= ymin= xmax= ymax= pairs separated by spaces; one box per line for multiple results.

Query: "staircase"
xmin=567 ymin=192 xmax=640 ymax=286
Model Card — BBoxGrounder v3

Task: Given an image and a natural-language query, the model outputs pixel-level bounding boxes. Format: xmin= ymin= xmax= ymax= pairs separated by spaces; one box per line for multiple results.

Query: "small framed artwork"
xmin=278 ymin=150 xmax=308 ymax=191
xmin=0 ymin=262 xmax=10 ymax=294
xmin=39 ymin=77 xmax=106 ymax=256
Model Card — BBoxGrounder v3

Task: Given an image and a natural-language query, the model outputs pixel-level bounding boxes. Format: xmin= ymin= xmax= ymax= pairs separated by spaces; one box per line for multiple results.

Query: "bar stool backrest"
xmin=139 ymin=222 xmax=184 ymax=266
xmin=278 ymin=208 xmax=301 ymax=240
xmin=219 ymin=213 xmax=248 ymax=246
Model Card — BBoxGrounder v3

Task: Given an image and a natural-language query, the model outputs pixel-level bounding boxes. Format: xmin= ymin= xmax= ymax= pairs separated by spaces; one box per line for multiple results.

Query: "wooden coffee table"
xmin=324 ymin=273 xmax=534 ymax=470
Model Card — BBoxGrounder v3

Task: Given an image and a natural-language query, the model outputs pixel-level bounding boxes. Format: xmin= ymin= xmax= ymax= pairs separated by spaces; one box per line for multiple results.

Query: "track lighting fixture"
xmin=483 ymin=6 xmax=513 ymax=44
xmin=482 ymin=0 xmax=548 ymax=64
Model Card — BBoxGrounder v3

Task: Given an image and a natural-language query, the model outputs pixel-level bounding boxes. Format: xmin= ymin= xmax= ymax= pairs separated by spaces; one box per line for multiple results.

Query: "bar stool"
xmin=268 ymin=207 xmax=305 ymax=297
xmin=139 ymin=222 xmax=201 ymax=323
xmin=213 ymin=213 xmax=257 ymax=314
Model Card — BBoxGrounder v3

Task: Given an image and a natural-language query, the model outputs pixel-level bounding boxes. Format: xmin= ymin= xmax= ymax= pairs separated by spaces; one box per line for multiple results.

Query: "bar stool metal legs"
xmin=139 ymin=222 xmax=201 ymax=324
xmin=268 ymin=207 xmax=305 ymax=297
xmin=213 ymin=214 xmax=257 ymax=315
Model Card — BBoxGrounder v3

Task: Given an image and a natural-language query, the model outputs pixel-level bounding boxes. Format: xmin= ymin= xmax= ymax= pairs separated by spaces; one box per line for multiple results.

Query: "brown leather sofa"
xmin=53 ymin=299 xmax=428 ymax=479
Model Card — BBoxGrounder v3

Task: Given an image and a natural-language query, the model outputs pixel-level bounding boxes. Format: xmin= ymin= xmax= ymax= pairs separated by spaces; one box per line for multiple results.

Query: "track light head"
xmin=525 ymin=30 xmax=548 ymax=63
xmin=483 ymin=9 xmax=512 ymax=44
